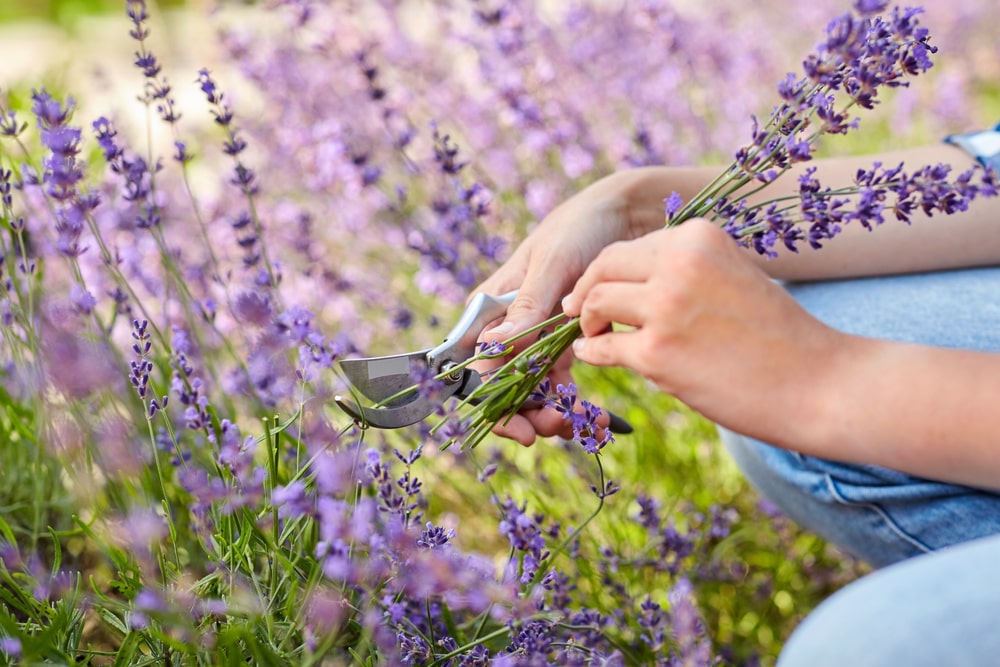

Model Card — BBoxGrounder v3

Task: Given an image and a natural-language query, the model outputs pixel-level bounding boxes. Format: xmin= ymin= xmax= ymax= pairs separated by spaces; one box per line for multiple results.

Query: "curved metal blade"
xmin=334 ymin=394 xmax=441 ymax=429
xmin=338 ymin=350 xmax=430 ymax=406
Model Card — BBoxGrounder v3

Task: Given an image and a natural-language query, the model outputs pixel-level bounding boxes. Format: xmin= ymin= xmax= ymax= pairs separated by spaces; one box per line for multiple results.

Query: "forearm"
xmin=773 ymin=334 xmax=1000 ymax=490
xmin=615 ymin=144 xmax=1000 ymax=280
xmin=742 ymin=144 xmax=1000 ymax=280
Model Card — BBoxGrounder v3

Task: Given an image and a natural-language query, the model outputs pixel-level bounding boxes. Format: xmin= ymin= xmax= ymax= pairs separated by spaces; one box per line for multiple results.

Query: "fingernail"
xmin=561 ymin=295 xmax=574 ymax=314
xmin=572 ymin=337 xmax=585 ymax=356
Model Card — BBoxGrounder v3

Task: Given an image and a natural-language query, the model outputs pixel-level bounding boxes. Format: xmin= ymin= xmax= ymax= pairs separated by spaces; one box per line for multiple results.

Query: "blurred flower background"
xmin=0 ymin=0 xmax=997 ymax=665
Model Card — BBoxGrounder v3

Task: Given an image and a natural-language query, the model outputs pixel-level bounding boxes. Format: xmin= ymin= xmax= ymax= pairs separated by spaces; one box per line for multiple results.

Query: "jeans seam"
xmin=823 ymin=473 xmax=935 ymax=555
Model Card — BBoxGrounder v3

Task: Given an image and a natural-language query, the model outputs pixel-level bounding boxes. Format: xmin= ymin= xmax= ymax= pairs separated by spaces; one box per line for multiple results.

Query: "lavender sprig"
xmin=197 ymin=68 xmax=280 ymax=292
xmin=127 ymin=0 xmax=181 ymax=125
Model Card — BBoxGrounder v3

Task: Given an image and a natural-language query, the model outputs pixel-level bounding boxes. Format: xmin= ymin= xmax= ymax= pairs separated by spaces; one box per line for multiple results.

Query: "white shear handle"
xmin=427 ymin=290 xmax=518 ymax=371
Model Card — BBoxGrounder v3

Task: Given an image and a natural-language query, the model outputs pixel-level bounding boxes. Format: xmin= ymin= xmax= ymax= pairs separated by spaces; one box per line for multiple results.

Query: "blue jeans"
xmin=717 ymin=267 xmax=1000 ymax=665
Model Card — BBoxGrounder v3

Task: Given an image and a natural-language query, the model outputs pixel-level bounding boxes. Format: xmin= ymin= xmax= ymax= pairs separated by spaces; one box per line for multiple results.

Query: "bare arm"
xmin=809 ymin=334 xmax=1000 ymax=490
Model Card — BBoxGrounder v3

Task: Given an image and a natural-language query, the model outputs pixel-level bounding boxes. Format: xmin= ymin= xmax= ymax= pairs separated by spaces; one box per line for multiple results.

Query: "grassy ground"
xmin=0 ymin=0 xmax=187 ymax=23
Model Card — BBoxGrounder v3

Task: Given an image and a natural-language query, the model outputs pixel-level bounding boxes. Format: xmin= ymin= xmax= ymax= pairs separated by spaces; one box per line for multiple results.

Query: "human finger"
xmin=575 ymin=282 xmax=649 ymax=338
xmin=482 ymin=252 xmax=567 ymax=340
xmin=571 ymin=329 xmax=641 ymax=370
xmin=491 ymin=412 xmax=540 ymax=447
xmin=562 ymin=240 xmax=651 ymax=316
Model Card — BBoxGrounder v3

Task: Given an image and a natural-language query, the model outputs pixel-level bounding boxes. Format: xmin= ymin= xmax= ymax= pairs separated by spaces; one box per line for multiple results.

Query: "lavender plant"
xmin=0 ymin=0 xmax=990 ymax=665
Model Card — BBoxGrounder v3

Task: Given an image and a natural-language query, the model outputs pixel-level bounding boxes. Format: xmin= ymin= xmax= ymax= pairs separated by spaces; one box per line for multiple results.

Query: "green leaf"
xmin=112 ymin=632 xmax=143 ymax=667
xmin=0 ymin=514 xmax=15 ymax=545
xmin=48 ymin=526 xmax=62 ymax=575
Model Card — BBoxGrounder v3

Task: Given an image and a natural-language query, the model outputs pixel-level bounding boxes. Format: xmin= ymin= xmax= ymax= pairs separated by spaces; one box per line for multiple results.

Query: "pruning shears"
xmin=334 ymin=291 xmax=632 ymax=433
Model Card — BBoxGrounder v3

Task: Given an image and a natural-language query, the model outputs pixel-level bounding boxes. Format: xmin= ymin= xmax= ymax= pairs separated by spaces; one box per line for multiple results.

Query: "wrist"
xmin=607 ymin=166 xmax=719 ymax=239
xmin=780 ymin=329 xmax=878 ymax=462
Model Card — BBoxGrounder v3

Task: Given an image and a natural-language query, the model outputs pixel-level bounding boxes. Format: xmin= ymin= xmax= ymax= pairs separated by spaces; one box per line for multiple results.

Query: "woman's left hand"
xmin=561 ymin=219 xmax=848 ymax=438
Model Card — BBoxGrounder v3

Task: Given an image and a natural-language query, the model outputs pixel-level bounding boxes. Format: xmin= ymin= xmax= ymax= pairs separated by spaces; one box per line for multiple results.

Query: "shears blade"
xmin=338 ymin=350 xmax=430 ymax=407
xmin=335 ymin=349 xmax=465 ymax=429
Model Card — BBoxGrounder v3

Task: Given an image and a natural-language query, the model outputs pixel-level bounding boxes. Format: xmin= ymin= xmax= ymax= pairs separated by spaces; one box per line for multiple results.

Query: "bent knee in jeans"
xmin=720 ymin=428 xmax=1000 ymax=567
xmin=777 ymin=533 xmax=1000 ymax=667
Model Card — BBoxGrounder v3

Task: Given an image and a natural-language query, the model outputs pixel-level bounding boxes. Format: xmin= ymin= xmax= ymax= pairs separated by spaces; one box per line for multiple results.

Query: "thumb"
xmin=482 ymin=282 xmax=563 ymax=340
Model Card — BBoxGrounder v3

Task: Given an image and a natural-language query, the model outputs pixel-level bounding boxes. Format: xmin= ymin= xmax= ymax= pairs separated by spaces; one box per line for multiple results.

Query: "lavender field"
xmin=0 ymin=0 xmax=997 ymax=664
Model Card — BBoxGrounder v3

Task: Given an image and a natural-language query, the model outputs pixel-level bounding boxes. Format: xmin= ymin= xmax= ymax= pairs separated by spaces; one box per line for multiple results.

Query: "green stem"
xmin=427 ymin=626 xmax=511 ymax=667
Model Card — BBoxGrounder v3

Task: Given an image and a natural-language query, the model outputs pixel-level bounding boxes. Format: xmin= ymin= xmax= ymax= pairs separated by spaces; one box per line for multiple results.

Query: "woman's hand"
xmin=562 ymin=219 xmax=848 ymax=440
xmin=474 ymin=169 xmax=666 ymax=337
xmin=471 ymin=169 xmax=675 ymax=444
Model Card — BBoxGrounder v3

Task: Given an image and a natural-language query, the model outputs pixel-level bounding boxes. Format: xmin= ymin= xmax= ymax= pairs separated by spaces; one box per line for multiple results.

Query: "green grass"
xmin=0 ymin=0 xmax=188 ymax=24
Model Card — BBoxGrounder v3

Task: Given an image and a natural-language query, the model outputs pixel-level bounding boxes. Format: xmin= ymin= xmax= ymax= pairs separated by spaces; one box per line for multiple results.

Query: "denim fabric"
xmin=720 ymin=266 xmax=1000 ymax=567
xmin=721 ymin=429 xmax=1000 ymax=567
xmin=777 ymin=533 xmax=1000 ymax=667
xmin=717 ymin=267 xmax=1000 ymax=665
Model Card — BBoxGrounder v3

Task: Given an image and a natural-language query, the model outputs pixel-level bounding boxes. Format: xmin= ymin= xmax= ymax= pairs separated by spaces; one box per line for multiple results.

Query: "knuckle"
xmin=669 ymin=245 xmax=714 ymax=280
xmin=648 ymin=283 xmax=687 ymax=319
xmin=508 ymin=291 xmax=548 ymax=318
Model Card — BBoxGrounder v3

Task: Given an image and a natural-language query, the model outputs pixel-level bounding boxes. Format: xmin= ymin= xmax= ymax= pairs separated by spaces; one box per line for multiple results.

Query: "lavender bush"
xmin=0 ymin=0 xmax=995 ymax=664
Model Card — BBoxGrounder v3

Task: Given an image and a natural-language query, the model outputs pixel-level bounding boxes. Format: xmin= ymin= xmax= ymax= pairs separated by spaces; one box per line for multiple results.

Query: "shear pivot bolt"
xmin=440 ymin=361 xmax=463 ymax=383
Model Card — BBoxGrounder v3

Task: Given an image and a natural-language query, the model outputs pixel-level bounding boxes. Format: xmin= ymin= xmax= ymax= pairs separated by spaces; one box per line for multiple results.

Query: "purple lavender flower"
xmin=458 ymin=645 xmax=492 ymax=666
xmin=638 ymin=596 xmax=665 ymax=651
xmin=198 ymin=69 xmax=254 ymax=190
xmin=127 ymin=0 xmax=181 ymax=124
xmin=409 ymin=362 xmax=445 ymax=399
xmin=477 ymin=338 xmax=510 ymax=357
xmin=568 ymin=608 xmax=610 ymax=649
xmin=128 ymin=318 xmax=153 ymax=401
xmin=0 ymin=167 xmax=13 ymax=211
xmin=365 ymin=448 xmax=411 ymax=518
xmin=233 ymin=289 xmax=273 ymax=326
xmin=406 ymin=122 xmax=507 ymax=294
xmin=431 ymin=122 xmax=468 ymax=175
xmin=30 ymin=90 xmax=100 ymax=257
xmin=416 ymin=521 xmax=455 ymax=549
xmin=507 ymin=619 xmax=555 ymax=657
xmin=688 ymin=1 xmax=947 ymax=244
xmin=498 ymin=497 xmax=549 ymax=583
xmin=0 ymin=104 xmax=25 ymax=138
xmin=0 ymin=636 xmax=21 ymax=659
xmin=707 ymin=505 xmax=740 ymax=539
xmin=130 ymin=587 xmax=170 ymax=630
xmin=170 ymin=342 xmax=211 ymax=432
xmin=33 ymin=91 xmax=84 ymax=202
xmin=636 ymin=494 xmax=662 ymax=532
xmin=93 ymin=116 xmax=161 ymax=229
xmin=667 ymin=578 xmax=714 ymax=666
xmin=477 ymin=462 xmax=498 ymax=482
xmin=664 ymin=192 xmax=684 ymax=222
xmin=541 ymin=568 xmax=575 ymax=611
xmin=655 ymin=522 xmax=698 ymax=576
xmin=272 ymin=481 xmax=312 ymax=519
xmin=725 ymin=159 xmax=999 ymax=256
xmin=398 ymin=631 xmax=432 ymax=665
